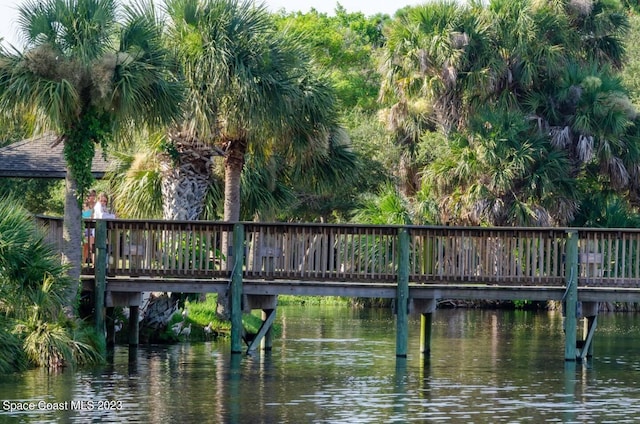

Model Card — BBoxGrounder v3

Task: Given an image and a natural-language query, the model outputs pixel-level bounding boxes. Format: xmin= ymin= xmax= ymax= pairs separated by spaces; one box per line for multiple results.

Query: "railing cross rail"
xmin=33 ymin=216 xmax=640 ymax=290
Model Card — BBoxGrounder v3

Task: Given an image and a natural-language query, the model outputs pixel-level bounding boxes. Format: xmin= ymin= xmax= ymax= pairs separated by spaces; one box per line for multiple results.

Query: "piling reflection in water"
xmin=1 ymin=307 xmax=640 ymax=423
xmin=564 ymin=361 xmax=577 ymax=423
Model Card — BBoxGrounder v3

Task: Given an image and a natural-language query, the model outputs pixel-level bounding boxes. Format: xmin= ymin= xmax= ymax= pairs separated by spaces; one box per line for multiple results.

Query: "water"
xmin=1 ymin=307 xmax=640 ymax=423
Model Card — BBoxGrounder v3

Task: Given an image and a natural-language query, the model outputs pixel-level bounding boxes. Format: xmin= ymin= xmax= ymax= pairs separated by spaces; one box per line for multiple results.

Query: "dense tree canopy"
xmin=382 ymin=0 xmax=640 ymax=226
xmin=5 ymin=0 xmax=640 ymax=232
xmin=0 ymin=0 xmax=183 ymax=307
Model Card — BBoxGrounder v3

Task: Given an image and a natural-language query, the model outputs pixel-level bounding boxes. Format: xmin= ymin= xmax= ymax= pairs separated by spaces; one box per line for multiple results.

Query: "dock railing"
xmin=33 ymin=216 xmax=640 ymax=289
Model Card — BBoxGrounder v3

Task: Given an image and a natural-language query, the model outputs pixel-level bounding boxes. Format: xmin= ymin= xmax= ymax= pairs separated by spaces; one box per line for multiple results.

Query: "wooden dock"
xmin=36 ymin=216 xmax=640 ymax=360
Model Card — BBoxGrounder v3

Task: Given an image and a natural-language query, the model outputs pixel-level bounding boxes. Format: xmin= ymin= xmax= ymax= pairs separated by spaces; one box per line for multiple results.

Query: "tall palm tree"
xmin=0 ymin=0 xmax=183 ymax=309
xmin=162 ymin=0 xmax=343 ymax=318
xmin=378 ymin=1 xmax=497 ymax=198
xmin=164 ymin=0 xmax=340 ymax=225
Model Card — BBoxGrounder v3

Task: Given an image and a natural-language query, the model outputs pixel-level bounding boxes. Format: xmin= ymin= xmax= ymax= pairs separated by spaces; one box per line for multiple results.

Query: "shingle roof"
xmin=0 ymin=133 xmax=111 ymax=178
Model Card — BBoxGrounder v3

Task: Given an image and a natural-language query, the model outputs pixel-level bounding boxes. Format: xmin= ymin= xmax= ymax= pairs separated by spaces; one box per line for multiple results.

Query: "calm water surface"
xmin=1 ymin=307 xmax=640 ymax=423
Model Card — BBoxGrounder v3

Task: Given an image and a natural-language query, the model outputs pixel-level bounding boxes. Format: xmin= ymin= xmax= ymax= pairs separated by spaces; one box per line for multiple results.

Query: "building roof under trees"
xmin=0 ymin=133 xmax=111 ymax=178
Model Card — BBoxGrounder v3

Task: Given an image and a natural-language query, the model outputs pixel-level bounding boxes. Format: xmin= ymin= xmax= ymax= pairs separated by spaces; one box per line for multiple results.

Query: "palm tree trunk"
xmin=160 ymin=164 xmax=210 ymax=220
xmin=61 ymin=171 xmax=82 ymax=315
xmin=158 ymin=135 xmax=216 ymax=311
xmin=398 ymin=150 xmax=418 ymax=197
xmin=160 ymin=135 xmax=215 ymax=220
xmin=223 ymin=142 xmax=246 ymax=222
xmin=218 ymin=139 xmax=247 ymax=319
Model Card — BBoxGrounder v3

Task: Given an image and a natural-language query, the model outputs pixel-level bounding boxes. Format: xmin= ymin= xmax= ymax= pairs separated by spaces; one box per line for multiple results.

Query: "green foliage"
xmin=163 ymin=296 xmax=231 ymax=342
xmin=0 ymin=318 xmax=28 ymax=373
xmin=16 ymin=318 xmax=102 ymax=369
xmin=200 ymin=176 xmax=225 ymax=221
xmin=572 ymin=188 xmax=640 ymax=228
xmin=0 ymin=111 xmax=32 ymax=148
xmin=352 ymin=182 xmax=415 ymax=225
xmin=160 ymin=139 xmax=180 ymax=164
xmin=274 ymin=7 xmax=386 ymax=111
xmin=379 ymin=0 xmax=637 ymax=226
xmin=512 ymin=300 xmax=529 ymax=310
xmin=424 ymin=107 xmax=578 ymax=225
xmin=281 ymin=109 xmax=391 ymax=222
xmin=0 ymin=197 xmax=103 ymax=372
xmin=621 ymin=14 xmax=640 ymax=105
xmin=158 ymin=295 xmax=287 ymax=342
xmin=63 ymin=107 xmax=112 ymax=198
xmin=240 ymin=153 xmax=296 ymax=221
xmin=106 ymin=141 xmax=165 ymax=219
xmin=0 ymin=178 xmax=64 ymax=215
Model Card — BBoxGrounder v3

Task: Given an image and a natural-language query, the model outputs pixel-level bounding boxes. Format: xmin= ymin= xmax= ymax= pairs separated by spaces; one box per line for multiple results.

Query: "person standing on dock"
xmin=94 ymin=192 xmax=115 ymax=219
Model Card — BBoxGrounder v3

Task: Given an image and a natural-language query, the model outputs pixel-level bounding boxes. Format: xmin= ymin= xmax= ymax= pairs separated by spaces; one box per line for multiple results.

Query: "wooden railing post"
xmin=396 ymin=227 xmax=410 ymax=358
xmin=564 ymin=230 xmax=578 ymax=361
xmin=94 ymin=220 xmax=107 ymax=349
xmin=230 ymin=223 xmax=245 ymax=354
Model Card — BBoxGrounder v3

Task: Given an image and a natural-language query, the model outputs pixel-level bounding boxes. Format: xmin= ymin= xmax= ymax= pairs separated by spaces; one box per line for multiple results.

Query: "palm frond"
xmin=0 ymin=320 xmax=27 ymax=373
xmin=17 ymin=0 xmax=117 ymax=60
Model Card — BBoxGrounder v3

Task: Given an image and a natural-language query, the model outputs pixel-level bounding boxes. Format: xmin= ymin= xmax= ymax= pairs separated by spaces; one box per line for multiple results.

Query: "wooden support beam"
xmin=246 ymin=309 xmax=277 ymax=354
xmin=564 ymin=230 xmax=578 ymax=361
xmin=396 ymin=228 xmax=410 ymax=358
xmin=230 ymin=223 xmax=245 ymax=354
xmin=579 ymin=315 xmax=598 ymax=360
xmin=129 ymin=306 xmax=139 ymax=347
xmin=94 ymin=220 xmax=107 ymax=349
xmin=106 ymin=307 xmax=115 ymax=348
xmin=412 ymin=298 xmax=436 ymax=356
xmin=261 ymin=309 xmax=274 ymax=351
xmin=244 ymin=295 xmax=278 ymax=311
xmin=420 ymin=313 xmax=432 ymax=356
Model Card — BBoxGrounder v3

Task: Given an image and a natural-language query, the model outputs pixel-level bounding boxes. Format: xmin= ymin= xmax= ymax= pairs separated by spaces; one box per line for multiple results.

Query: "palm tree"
xmin=378 ymin=1 xmax=498 ymax=199
xmin=107 ymin=133 xmax=169 ymax=219
xmin=380 ymin=1 xmax=498 ymax=134
xmin=381 ymin=0 xmax=636 ymax=226
xmin=352 ymin=183 xmax=414 ymax=225
xmin=424 ymin=107 xmax=578 ymax=226
xmin=161 ymin=0 xmax=344 ymax=318
xmin=0 ymin=0 xmax=183 ymax=309
xmin=164 ymin=0 xmax=341 ymax=224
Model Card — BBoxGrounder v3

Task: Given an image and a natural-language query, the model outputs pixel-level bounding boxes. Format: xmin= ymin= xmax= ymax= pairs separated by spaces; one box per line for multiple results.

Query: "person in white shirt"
xmin=94 ymin=192 xmax=115 ymax=219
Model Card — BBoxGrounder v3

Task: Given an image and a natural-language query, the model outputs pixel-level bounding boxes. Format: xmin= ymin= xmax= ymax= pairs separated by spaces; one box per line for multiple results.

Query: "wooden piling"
xmin=412 ymin=298 xmax=436 ymax=356
xmin=129 ymin=305 xmax=140 ymax=347
xmin=230 ymin=223 xmax=245 ymax=354
xmin=106 ymin=307 xmax=115 ymax=347
xmin=396 ymin=228 xmax=410 ymax=358
xmin=564 ymin=230 xmax=578 ymax=361
xmin=420 ymin=313 xmax=432 ymax=355
xmin=94 ymin=220 xmax=107 ymax=348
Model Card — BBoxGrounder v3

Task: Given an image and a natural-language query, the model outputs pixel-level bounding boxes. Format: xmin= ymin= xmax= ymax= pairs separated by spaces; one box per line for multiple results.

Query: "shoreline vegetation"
xmin=0 ymin=198 xmax=103 ymax=373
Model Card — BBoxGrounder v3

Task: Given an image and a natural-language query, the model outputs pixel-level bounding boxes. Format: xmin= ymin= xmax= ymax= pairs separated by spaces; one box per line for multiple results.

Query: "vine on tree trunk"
xmin=62 ymin=108 xmax=112 ymax=202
